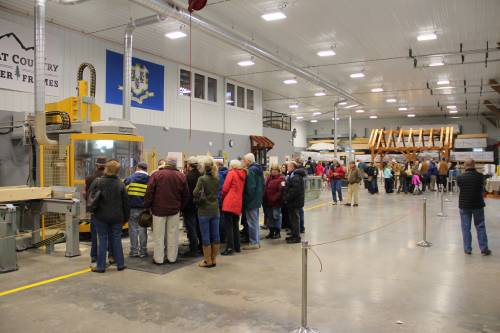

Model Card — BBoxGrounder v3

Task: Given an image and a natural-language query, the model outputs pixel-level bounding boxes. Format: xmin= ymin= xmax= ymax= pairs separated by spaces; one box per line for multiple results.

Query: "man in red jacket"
xmin=144 ymin=155 xmax=189 ymax=264
xmin=328 ymin=160 xmax=345 ymax=205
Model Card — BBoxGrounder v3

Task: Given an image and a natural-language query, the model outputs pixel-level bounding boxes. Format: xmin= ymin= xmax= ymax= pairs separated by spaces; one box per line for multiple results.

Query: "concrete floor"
xmin=1 ymin=189 xmax=499 ymax=333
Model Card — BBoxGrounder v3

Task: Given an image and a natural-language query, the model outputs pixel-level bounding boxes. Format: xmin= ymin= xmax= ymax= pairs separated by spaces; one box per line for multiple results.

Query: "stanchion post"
xmin=437 ymin=192 xmax=448 ymax=217
xmin=417 ymin=198 xmax=432 ymax=247
xmin=291 ymin=240 xmax=320 ymax=333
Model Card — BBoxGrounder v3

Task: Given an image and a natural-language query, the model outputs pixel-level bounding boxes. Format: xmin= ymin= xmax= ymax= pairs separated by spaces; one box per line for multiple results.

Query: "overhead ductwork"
xmin=130 ymin=0 xmax=363 ymax=105
xmin=122 ymin=14 xmax=165 ymax=120
xmin=34 ymin=0 xmax=57 ymax=145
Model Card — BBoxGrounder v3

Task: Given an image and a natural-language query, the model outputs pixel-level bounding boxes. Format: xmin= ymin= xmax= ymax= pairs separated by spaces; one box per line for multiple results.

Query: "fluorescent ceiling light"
xmin=437 ymin=80 xmax=450 ymax=85
xmin=312 ymin=112 xmax=322 ymax=116
xmin=261 ymin=12 xmax=287 ymax=21
xmin=407 ymin=114 xmax=416 ymax=118
xmin=344 ymin=104 xmax=359 ymax=109
xmin=436 ymin=86 xmax=454 ymax=90
xmin=449 ymin=110 xmax=458 ymax=114
xmin=296 ymin=116 xmax=304 ymax=120
xmin=398 ymin=107 xmax=408 ymax=111
xmin=451 ymin=116 xmax=461 ymax=119
xmin=446 ymin=105 xmax=457 ymax=109
xmin=310 ymin=119 xmax=318 ymax=123
xmin=386 ymin=98 xmax=397 ymax=103
xmin=417 ymin=33 xmax=437 ymax=41
xmin=355 ymin=109 xmax=365 ymax=113
xmin=289 ymin=104 xmax=299 ymax=109
xmin=369 ymin=115 xmax=378 ymax=119
xmin=332 ymin=117 xmax=340 ymax=120
xmin=350 ymin=72 xmax=365 ymax=78
xmin=165 ymin=31 xmax=187 ymax=39
xmin=283 ymin=79 xmax=298 ymax=85
xmin=371 ymin=88 xmax=384 ymax=93
xmin=238 ymin=60 xmax=255 ymax=67
xmin=317 ymin=50 xmax=336 ymax=57
xmin=314 ymin=92 xmax=326 ymax=97
xmin=339 ymin=102 xmax=348 ymax=106
xmin=429 ymin=61 xmax=444 ymax=67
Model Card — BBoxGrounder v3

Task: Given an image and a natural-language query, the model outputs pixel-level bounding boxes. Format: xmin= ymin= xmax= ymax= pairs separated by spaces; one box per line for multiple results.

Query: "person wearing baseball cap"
xmin=124 ymin=161 xmax=150 ymax=258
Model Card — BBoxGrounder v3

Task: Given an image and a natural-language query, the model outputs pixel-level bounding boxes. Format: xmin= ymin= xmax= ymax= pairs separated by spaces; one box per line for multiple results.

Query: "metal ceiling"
xmin=0 ymin=0 xmax=499 ymax=122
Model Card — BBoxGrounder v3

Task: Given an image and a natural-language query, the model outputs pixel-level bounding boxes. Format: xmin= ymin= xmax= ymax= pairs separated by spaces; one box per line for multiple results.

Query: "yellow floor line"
xmin=0 ymin=268 xmax=91 ymax=298
xmin=0 ymin=200 xmax=331 ymax=298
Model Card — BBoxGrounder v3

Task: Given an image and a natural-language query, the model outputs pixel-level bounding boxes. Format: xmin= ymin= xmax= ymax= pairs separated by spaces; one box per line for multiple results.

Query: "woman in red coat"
xmin=220 ymin=160 xmax=247 ymax=256
xmin=263 ymin=164 xmax=285 ymax=239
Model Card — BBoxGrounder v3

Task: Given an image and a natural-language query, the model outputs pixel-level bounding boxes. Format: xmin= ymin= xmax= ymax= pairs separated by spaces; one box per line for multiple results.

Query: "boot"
xmin=211 ymin=243 xmax=220 ymax=267
xmin=265 ymin=228 xmax=275 ymax=239
xmin=199 ymin=245 xmax=214 ymax=268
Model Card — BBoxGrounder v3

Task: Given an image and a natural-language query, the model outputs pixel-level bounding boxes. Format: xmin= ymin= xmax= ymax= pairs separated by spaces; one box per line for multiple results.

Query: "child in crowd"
xmin=412 ymin=171 xmax=422 ymax=195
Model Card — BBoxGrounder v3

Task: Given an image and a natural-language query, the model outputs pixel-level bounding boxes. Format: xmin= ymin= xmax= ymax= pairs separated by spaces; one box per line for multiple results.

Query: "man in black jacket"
xmin=283 ymin=161 xmax=306 ymax=244
xmin=457 ymin=159 xmax=491 ymax=256
xmin=181 ymin=157 xmax=202 ymax=257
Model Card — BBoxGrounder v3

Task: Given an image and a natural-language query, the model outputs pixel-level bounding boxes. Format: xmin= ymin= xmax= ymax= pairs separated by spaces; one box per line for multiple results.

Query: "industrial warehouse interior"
xmin=0 ymin=0 xmax=500 ymax=332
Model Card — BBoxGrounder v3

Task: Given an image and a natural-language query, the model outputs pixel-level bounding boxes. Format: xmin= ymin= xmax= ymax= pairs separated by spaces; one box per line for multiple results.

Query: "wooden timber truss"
xmin=368 ymin=127 xmax=455 ymax=162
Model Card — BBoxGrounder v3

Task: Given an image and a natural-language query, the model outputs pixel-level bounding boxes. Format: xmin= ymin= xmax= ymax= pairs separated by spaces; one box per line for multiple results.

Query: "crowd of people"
xmin=85 ymin=153 xmax=308 ymax=273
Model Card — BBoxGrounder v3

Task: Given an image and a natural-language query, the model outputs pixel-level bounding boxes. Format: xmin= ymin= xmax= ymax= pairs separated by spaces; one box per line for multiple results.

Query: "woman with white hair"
xmin=220 ymin=160 xmax=247 ymax=256
xmin=193 ymin=156 xmax=220 ymax=268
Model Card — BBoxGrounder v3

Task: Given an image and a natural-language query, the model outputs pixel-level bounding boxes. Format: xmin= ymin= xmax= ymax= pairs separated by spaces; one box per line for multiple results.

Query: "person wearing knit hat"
xmin=144 ymin=154 xmax=190 ymax=264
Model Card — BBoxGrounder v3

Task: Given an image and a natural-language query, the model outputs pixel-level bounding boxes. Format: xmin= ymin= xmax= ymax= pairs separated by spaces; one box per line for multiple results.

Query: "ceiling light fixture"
xmin=310 ymin=119 xmax=318 ymax=123
xmin=437 ymin=80 xmax=450 ymax=85
xmin=289 ymin=104 xmax=299 ymax=109
xmin=317 ymin=50 xmax=336 ymax=57
xmin=369 ymin=115 xmax=378 ymax=119
xmin=407 ymin=114 xmax=416 ymax=118
xmin=296 ymin=116 xmax=304 ymax=120
xmin=350 ymin=72 xmax=365 ymax=79
xmin=261 ymin=12 xmax=287 ymax=21
xmin=332 ymin=117 xmax=340 ymax=120
xmin=450 ymin=116 xmax=461 ymax=119
xmin=283 ymin=79 xmax=298 ymax=85
xmin=312 ymin=112 xmax=322 ymax=116
xmin=371 ymin=88 xmax=384 ymax=93
xmin=398 ymin=107 xmax=408 ymax=111
xmin=165 ymin=31 xmax=187 ymax=39
xmin=447 ymin=105 xmax=457 ymax=109
xmin=339 ymin=102 xmax=348 ymax=106
xmin=314 ymin=92 xmax=326 ymax=97
xmin=355 ymin=110 xmax=365 ymax=113
xmin=386 ymin=98 xmax=397 ymax=103
xmin=429 ymin=61 xmax=444 ymax=67
xmin=417 ymin=32 xmax=437 ymax=41
xmin=344 ymin=104 xmax=359 ymax=109
xmin=435 ymin=86 xmax=455 ymax=90
xmin=449 ymin=110 xmax=458 ymax=114
xmin=238 ymin=60 xmax=255 ymax=67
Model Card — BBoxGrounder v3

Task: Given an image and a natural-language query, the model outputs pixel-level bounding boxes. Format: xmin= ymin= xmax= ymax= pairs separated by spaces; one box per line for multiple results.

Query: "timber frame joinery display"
xmin=250 ymin=135 xmax=275 ymax=167
xmin=368 ymin=127 xmax=455 ymax=162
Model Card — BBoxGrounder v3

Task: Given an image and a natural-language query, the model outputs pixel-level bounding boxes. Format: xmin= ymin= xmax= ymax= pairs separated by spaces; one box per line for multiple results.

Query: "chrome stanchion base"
xmin=417 ymin=240 xmax=432 ymax=247
xmin=290 ymin=327 xmax=320 ymax=333
xmin=437 ymin=212 xmax=448 ymax=217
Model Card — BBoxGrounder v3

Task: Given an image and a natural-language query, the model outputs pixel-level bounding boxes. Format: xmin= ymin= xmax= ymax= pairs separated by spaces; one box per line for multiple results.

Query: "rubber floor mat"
xmin=126 ymin=254 xmax=200 ymax=275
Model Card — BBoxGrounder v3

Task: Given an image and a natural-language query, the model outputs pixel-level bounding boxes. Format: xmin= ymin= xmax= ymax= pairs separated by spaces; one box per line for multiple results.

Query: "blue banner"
xmin=105 ymin=49 xmax=164 ymax=111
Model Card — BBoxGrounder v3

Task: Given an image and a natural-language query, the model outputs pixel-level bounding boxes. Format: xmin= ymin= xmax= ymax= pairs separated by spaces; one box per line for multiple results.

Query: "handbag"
xmin=86 ymin=178 xmax=102 ymax=213
xmin=138 ymin=210 xmax=153 ymax=228
xmin=193 ymin=179 xmax=207 ymax=205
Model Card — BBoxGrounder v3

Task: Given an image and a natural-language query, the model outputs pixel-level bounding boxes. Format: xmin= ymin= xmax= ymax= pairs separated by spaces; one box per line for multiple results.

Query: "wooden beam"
xmin=397 ymin=129 xmax=404 ymax=147
xmin=368 ymin=129 xmax=375 ymax=147
xmin=376 ymin=129 xmax=384 ymax=149
xmin=439 ymin=128 xmax=444 ymax=147
xmin=409 ymin=128 xmax=415 ymax=147
xmin=0 ymin=186 xmax=51 ymax=203
xmin=417 ymin=129 xmax=423 ymax=147
xmin=387 ymin=130 xmax=394 ymax=147
xmin=430 ymin=128 xmax=434 ymax=146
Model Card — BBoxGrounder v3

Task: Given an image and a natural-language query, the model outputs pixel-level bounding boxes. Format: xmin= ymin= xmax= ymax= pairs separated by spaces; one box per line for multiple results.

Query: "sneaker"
xmin=221 ymin=249 xmax=234 ymax=256
xmin=344 ymin=203 xmax=351 ymax=207
xmin=332 ymin=202 xmax=337 ymax=206
xmin=464 ymin=251 xmax=472 ymax=255
xmin=117 ymin=266 xmax=127 ymax=271
xmin=139 ymin=253 xmax=148 ymax=258
xmin=129 ymin=253 xmax=139 ymax=258
xmin=353 ymin=204 xmax=359 ymax=207
xmin=286 ymin=237 xmax=301 ymax=244
xmin=482 ymin=249 xmax=492 ymax=256
xmin=243 ymin=244 xmax=260 ymax=250
xmin=152 ymin=259 xmax=163 ymax=265
xmin=91 ymin=267 xmax=105 ymax=273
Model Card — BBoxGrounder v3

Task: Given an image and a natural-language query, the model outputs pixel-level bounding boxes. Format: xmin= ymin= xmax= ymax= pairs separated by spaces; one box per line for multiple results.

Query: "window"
xmin=237 ymin=86 xmax=245 ymax=108
xmin=263 ymin=110 xmax=291 ymax=130
xmin=226 ymin=83 xmax=235 ymax=106
xmin=179 ymin=69 xmax=191 ymax=96
xmin=208 ymin=77 xmax=217 ymax=102
xmin=246 ymin=89 xmax=254 ymax=110
xmin=194 ymin=73 xmax=205 ymax=99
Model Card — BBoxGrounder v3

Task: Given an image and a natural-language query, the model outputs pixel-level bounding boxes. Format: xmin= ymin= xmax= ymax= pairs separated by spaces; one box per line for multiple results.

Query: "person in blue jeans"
xmin=328 ymin=161 xmax=345 ymax=205
xmin=88 ymin=160 xmax=130 ymax=273
xmin=124 ymin=162 xmax=149 ymax=258
xmin=457 ymin=159 xmax=491 ymax=256
xmin=193 ymin=157 xmax=221 ymax=268
xmin=242 ymin=153 xmax=265 ymax=250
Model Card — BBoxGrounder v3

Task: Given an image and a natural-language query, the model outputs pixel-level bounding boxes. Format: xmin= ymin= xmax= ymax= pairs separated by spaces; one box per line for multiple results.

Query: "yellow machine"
xmin=39 ymin=63 xmax=144 ymax=233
